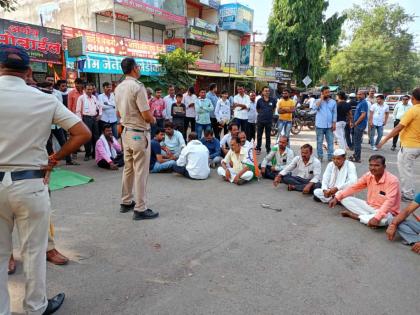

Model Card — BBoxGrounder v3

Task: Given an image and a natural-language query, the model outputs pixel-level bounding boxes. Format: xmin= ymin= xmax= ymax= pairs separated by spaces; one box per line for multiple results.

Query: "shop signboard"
xmin=62 ymin=26 xmax=166 ymax=60
xmin=0 ymin=18 xmax=62 ymax=64
xmin=199 ymin=0 xmax=220 ymax=9
xmin=194 ymin=18 xmax=217 ymax=32
xmin=189 ymin=26 xmax=218 ymax=44
xmin=114 ymin=0 xmax=186 ymax=25
xmin=97 ymin=11 xmax=129 ymax=21
xmin=195 ymin=60 xmax=221 ymax=72
xmin=66 ymin=51 xmax=163 ymax=76
xmin=254 ymin=67 xmax=276 ymax=81
xmin=218 ymin=3 xmax=253 ymax=34
xmin=275 ymin=68 xmax=292 ymax=81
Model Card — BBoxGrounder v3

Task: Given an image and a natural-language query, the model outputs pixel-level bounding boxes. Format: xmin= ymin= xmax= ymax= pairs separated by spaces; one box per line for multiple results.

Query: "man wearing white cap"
xmin=313 ymin=149 xmax=358 ymax=203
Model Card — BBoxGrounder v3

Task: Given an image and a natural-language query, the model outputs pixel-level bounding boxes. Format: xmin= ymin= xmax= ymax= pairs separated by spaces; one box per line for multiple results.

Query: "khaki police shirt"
xmin=114 ymin=76 xmax=150 ymax=130
xmin=0 ymin=75 xmax=81 ymax=171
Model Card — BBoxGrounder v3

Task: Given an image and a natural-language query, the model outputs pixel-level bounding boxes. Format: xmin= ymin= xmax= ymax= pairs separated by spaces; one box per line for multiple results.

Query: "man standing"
xmin=173 ymin=132 xmax=210 ymax=180
xmin=233 ymin=85 xmax=250 ymax=132
xmin=195 ymin=88 xmax=214 ymax=138
xmin=256 ymin=86 xmax=275 ymax=154
xmin=183 ymin=86 xmax=197 ymax=134
xmin=68 ymin=77 xmax=84 ymax=113
xmin=369 ymin=94 xmax=389 ymax=151
xmin=349 ymin=90 xmax=369 ymax=163
xmin=312 ymin=86 xmax=337 ymax=161
xmin=313 ymin=149 xmax=357 ymax=203
xmin=261 ymin=136 xmax=294 ymax=180
xmin=171 ymin=93 xmax=186 ymax=139
xmin=164 ymin=84 xmax=176 ymax=121
xmin=345 ymin=93 xmax=358 ymax=150
xmin=76 ymin=83 xmax=102 ymax=161
xmin=206 ymin=83 xmax=220 ymax=139
xmin=390 ymin=95 xmax=412 ymax=151
xmin=277 ymin=89 xmax=295 ymax=142
xmin=377 ymin=87 xmax=420 ymax=201
xmin=149 ymin=87 xmax=166 ymax=138
xmin=201 ymin=129 xmax=222 ymax=167
xmin=115 ymin=57 xmax=159 ymax=220
xmin=98 ymin=82 xmax=118 ymax=139
xmin=247 ymin=91 xmax=258 ymax=141
xmin=334 ymin=91 xmax=352 ymax=151
xmin=273 ymin=144 xmax=321 ymax=193
xmin=53 ymin=79 xmax=71 ymax=108
xmin=95 ymin=124 xmax=124 ymax=170
xmin=0 ymin=44 xmax=91 ymax=315
xmin=329 ymin=155 xmax=400 ymax=227
xmin=215 ymin=90 xmax=231 ymax=136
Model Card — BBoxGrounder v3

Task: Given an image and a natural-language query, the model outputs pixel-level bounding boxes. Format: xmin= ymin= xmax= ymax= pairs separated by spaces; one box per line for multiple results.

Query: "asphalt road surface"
xmin=9 ymin=121 xmax=420 ymax=315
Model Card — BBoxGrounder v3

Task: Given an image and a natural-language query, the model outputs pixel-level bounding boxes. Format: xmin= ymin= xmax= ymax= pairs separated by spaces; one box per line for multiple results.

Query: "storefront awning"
xmin=188 ymin=70 xmax=254 ymax=79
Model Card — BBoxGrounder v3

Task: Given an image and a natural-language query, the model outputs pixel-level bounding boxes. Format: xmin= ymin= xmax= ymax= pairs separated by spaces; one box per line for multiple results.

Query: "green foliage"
xmin=0 ymin=0 xmax=16 ymax=11
xmin=157 ymin=48 xmax=200 ymax=90
xmin=264 ymin=0 xmax=346 ymax=86
xmin=325 ymin=0 xmax=419 ymax=92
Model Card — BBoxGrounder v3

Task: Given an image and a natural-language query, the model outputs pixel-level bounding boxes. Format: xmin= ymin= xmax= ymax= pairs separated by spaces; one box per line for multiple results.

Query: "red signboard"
xmin=115 ymin=0 xmax=187 ymax=25
xmin=62 ymin=26 xmax=166 ymax=59
xmin=97 ymin=11 xmax=129 ymax=21
xmin=195 ymin=60 xmax=221 ymax=72
xmin=164 ymin=38 xmax=184 ymax=48
xmin=0 ymin=18 xmax=62 ymax=64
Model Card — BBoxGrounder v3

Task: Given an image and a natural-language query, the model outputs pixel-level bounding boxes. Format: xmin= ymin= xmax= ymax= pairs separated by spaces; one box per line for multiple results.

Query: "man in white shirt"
xmin=215 ymin=90 xmax=231 ymax=136
xmin=98 ymin=82 xmax=118 ymax=139
xmin=369 ymin=94 xmax=389 ymax=151
xmin=183 ymin=86 xmax=197 ymax=134
xmin=313 ymin=149 xmax=357 ymax=203
xmin=164 ymin=84 xmax=176 ymax=121
xmin=233 ymin=85 xmax=250 ymax=132
xmin=247 ymin=91 xmax=258 ymax=141
xmin=161 ymin=121 xmax=186 ymax=158
xmin=274 ymin=144 xmax=322 ymax=193
xmin=220 ymin=123 xmax=239 ymax=156
xmin=261 ymin=136 xmax=294 ymax=180
xmin=173 ymin=132 xmax=210 ymax=179
xmin=239 ymin=131 xmax=252 ymax=151
xmin=391 ymin=95 xmax=412 ymax=150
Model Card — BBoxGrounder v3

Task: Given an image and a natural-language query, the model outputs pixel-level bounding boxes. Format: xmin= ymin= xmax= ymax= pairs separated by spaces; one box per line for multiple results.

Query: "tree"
xmin=157 ymin=48 xmax=199 ymax=90
xmin=0 ymin=0 xmax=16 ymax=11
xmin=325 ymin=0 xmax=419 ymax=92
xmin=264 ymin=0 xmax=346 ymax=86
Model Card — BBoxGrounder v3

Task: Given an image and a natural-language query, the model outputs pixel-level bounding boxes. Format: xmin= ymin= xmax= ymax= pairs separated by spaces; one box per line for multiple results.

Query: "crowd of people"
xmin=1 ymin=44 xmax=419 ymax=315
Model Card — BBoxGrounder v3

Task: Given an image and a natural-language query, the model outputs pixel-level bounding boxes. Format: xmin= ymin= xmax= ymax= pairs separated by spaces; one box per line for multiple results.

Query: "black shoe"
xmin=42 ymin=293 xmax=65 ymax=315
xmin=66 ymin=161 xmax=80 ymax=165
xmin=133 ymin=209 xmax=159 ymax=220
xmin=120 ymin=201 xmax=135 ymax=213
xmin=391 ymin=146 xmax=396 ymax=151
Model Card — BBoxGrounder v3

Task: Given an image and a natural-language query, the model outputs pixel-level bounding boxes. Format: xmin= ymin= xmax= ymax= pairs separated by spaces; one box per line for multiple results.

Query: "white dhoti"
xmin=217 ymin=167 xmax=253 ymax=183
xmin=341 ymin=196 xmax=393 ymax=226
xmin=313 ymin=188 xmax=333 ymax=203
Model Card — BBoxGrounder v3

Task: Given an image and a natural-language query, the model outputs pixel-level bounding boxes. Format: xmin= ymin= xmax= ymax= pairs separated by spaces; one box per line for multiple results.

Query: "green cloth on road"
xmin=49 ymin=168 xmax=93 ymax=191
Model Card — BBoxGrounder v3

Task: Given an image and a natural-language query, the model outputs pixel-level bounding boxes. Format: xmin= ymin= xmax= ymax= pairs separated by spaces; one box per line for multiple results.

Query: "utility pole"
xmin=251 ymin=31 xmax=262 ymax=69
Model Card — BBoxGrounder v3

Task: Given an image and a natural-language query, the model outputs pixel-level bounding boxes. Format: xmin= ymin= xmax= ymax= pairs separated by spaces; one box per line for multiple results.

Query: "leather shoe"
xmin=120 ymin=201 xmax=135 ymax=213
xmin=8 ymin=254 xmax=16 ymax=275
xmin=133 ymin=209 xmax=159 ymax=220
xmin=42 ymin=293 xmax=65 ymax=315
xmin=46 ymin=249 xmax=69 ymax=265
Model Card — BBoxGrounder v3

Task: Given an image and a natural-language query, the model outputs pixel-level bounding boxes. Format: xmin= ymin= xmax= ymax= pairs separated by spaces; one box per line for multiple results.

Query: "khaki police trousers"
xmin=0 ymin=174 xmax=49 ymax=315
xmin=121 ymin=130 xmax=151 ymax=212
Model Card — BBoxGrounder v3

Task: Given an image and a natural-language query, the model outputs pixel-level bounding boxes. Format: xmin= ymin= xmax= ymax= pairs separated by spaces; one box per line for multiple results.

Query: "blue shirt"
xmin=256 ymin=97 xmax=275 ymax=123
xmin=414 ymin=193 xmax=420 ymax=204
xmin=354 ymin=99 xmax=369 ymax=129
xmin=313 ymin=98 xmax=337 ymax=128
xmin=206 ymin=91 xmax=218 ymax=118
xmin=200 ymin=137 xmax=221 ymax=159
xmin=196 ymin=98 xmax=213 ymax=125
xmin=150 ymin=139 xmax=161 ymax=170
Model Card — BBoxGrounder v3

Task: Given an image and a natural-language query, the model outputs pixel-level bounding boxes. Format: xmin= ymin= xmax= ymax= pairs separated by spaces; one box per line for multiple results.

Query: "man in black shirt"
xmin=256 ymin=86 xmax=276 ymax=154
xmin=345 ymin=93 xmax=358 ymax=150
xmin=335 ymin=91 xmax=352 ymax=150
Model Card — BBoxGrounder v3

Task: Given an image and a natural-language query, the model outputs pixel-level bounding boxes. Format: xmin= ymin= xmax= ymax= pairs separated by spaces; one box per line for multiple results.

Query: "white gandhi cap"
xmin=333 ymin=149 xmax=346 ymax=156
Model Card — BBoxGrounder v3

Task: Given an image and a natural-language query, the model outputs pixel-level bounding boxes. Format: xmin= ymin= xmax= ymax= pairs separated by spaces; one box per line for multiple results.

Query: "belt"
xmin=0 ymin=170 xmax=45 ymax=182
xmin=125 ymin=127 xmax=149 ymax=133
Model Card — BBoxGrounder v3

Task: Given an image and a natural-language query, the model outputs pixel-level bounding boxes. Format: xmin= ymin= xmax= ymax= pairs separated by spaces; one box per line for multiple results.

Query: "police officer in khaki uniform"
xmin=0 ymin=45 xmax=91 ymax=315
xmin=115 ymin=58 xmax=159 ymax=220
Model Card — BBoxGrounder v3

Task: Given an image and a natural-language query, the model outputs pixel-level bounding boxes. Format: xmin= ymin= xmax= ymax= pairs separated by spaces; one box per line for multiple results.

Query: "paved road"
xmin=9 ymin=122 xmax=420 ymax=315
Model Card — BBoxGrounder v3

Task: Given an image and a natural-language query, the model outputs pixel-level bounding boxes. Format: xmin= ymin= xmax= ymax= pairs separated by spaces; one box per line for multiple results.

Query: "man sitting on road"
xmin=329 ymin=155 xmax=401 ymax=228
xmin=217 ymin=137 xmax=254 ymax=185
xmin=161 ymin=121 xmax=186 ymax=158
xmin=173 ymin=132 xmax=210 ymax=180
xmin=239 ymin=131 xmax=252 ymax=150
xmin=313 ymin=149 xmax=357 ymax=203
xmin=386 ymin=193 xmax=420 ymax=255
xmin=150 ymin=128 xmax=177 ymax=173
xmin=273 ymin=144 xmax=321 ymax=193
xmin=201 ymin=129 xmax=222 ymax=168
xmin=220 ymin=123 xmax=239 ymax=156
xmin=261 ymin=136 xmax=294 ymax=180
xmin=95 ymin=124 xmax=124 ymax=170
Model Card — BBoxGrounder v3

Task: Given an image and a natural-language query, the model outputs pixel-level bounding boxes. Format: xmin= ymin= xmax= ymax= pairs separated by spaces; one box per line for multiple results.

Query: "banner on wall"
xmin=62 ymin=26 xmax=167 ymax=59
xmin=218 ymin=3 xmax=253 ymax=34
xmin=240 ymin=34 xmax=250 ymax=65
xmin=115 ymin=0 xmax=186 ymax=25
xmin=0 ymin=18 xmax=62 ymax=64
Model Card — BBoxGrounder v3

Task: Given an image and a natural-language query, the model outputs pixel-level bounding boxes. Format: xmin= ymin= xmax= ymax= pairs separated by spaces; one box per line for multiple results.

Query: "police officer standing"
xmin=115 ymin=58 xmax=159 ymax=220
xmin=0 ymin=45 xmax=91 ymax=314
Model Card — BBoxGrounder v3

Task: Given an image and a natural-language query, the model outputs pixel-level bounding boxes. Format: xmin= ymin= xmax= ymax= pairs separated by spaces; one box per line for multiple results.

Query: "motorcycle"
xmin=290 ymin=108 xmax=316 ymax=135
